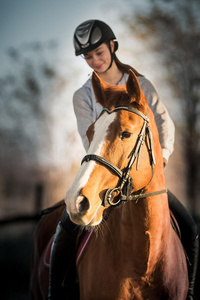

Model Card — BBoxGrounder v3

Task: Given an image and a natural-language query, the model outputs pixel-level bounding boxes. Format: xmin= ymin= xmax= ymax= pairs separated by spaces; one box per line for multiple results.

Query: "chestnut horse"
xmin=31 ymin=70 xmax=188 ymax=299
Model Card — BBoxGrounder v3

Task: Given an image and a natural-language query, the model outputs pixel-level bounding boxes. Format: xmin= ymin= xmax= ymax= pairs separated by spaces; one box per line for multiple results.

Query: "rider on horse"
xmin=48 ymin=20 xmax=199 ymax=300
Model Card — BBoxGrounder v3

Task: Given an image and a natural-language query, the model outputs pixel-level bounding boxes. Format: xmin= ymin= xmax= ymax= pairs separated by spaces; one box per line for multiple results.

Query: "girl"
xmin=48 ymin=20 xmax=198 ymax=300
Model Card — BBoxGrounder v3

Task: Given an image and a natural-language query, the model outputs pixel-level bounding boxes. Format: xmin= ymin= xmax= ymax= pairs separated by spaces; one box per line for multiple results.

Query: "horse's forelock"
xmin=103 ymin=87 xmax=146 ymax=113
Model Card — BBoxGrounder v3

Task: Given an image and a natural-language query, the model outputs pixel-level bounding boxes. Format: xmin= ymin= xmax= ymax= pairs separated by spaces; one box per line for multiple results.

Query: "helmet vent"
xmin=76 ymin=21 xmax=94 ymax=45
xmin=91 ymin=27 xmax=102 ymax=45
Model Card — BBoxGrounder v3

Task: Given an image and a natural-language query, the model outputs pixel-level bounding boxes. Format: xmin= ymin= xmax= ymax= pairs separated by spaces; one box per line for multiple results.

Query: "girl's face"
xmin=84 ymin=42 xmax=114 ymax=73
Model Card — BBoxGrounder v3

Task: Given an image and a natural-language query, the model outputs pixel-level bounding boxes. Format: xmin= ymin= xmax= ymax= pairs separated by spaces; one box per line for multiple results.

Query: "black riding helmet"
xmin=73 ymin=19 xmax=118 ymax=56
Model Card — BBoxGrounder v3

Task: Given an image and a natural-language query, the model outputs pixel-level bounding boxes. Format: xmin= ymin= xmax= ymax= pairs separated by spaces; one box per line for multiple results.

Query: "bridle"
xmin=81 ymin=106 xmax=167 ymax=207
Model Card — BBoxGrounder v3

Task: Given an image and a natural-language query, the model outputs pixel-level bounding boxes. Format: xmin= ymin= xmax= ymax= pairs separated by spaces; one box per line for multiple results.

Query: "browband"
xmin=102 ymin=106 xmax=149 ymax=123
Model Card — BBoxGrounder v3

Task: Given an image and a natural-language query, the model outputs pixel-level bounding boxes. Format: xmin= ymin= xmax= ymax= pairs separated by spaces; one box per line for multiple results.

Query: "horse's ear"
xmin=91 ymin=72 xmax=107 ymax=106
xmin=126 ymin=69 xmax=145 ymax=105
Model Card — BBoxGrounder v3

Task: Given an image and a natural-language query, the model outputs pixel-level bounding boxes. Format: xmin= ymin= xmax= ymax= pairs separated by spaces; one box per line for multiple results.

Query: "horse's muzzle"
xmin=76 ymin=195 xmax=90 ymax=215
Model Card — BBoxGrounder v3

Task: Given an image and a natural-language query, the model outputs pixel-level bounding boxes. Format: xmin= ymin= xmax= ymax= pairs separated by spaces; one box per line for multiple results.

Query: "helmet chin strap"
xmin=105 ymin=43 xmax=115 ymax=72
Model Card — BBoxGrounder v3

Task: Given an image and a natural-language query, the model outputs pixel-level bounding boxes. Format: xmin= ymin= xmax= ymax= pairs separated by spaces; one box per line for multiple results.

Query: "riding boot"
xmin=186 ymin=234 xmax=199 ymax=300
xmin=47 ymin=221 xmax=78 ymax=300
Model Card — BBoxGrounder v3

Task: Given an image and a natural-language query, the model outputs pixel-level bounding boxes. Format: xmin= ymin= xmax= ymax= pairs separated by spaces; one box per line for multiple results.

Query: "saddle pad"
xmin=76 ymin=228 xmax=94 ymax=266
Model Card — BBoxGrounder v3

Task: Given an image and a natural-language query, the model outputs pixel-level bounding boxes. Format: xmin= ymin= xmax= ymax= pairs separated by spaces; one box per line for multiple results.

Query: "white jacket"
xmin=73 ymin=73 xmax=175 ymax=162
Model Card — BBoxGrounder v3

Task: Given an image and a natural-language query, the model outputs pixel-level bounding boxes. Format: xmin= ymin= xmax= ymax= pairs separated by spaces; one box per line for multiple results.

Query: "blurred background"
xmin=0 ymin=0 xmax=199 ymax=299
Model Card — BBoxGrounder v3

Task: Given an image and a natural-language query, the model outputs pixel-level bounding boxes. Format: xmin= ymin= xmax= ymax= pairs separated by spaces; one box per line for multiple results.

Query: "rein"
xmin=81 ymin=106 xmax=167 ymax=207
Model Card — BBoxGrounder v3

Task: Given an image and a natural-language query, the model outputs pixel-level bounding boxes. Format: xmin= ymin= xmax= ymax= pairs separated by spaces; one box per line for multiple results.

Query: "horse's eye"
xmin=120 ymin=131 xmax=131 ymax=140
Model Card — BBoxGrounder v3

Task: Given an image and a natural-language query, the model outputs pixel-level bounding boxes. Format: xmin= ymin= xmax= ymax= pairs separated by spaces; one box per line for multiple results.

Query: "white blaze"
xmin=65 ymin=112 xmax=116 ymax=213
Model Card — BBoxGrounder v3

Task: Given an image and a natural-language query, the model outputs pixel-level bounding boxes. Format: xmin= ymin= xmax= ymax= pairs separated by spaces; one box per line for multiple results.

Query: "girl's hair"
xmin=113 ymin=53 xmax=143 ymax=77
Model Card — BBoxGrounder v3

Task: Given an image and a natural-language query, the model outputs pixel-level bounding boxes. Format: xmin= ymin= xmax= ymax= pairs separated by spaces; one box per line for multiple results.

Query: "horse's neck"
xmin=113 ymin=176 xmax=170 ymax=274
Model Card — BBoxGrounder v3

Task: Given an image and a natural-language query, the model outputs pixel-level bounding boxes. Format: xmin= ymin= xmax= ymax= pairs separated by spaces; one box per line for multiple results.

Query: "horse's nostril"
xmin=77 ymin=196 xmax=89 ymax=214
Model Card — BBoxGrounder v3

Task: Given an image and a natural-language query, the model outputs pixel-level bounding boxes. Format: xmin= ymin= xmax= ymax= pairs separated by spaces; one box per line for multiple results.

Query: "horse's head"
xmin=65 ymin=70 xmax=163 ymax=226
